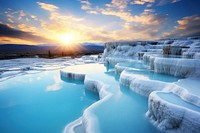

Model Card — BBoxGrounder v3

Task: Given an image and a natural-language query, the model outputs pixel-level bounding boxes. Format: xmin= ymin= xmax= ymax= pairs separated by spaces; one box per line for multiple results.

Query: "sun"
xmin=59 ymin=33 xmax=77 ymax=45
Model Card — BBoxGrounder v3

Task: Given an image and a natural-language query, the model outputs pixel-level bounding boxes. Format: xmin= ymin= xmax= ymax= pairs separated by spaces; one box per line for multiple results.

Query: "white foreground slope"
xmin=147 ymin=91 xmax=200 ymax=133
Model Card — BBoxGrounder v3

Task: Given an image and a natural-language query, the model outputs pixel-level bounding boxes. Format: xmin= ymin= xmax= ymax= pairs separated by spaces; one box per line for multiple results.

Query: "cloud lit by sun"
xmin=0 ymin=0 xmax=200 ymax=45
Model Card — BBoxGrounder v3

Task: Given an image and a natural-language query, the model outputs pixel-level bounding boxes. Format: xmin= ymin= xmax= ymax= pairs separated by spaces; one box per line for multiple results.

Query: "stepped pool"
xmin=60 ymin=63 xmax=183 ymax=133
xmin=0 ymin=62 xmax=182 ymax=133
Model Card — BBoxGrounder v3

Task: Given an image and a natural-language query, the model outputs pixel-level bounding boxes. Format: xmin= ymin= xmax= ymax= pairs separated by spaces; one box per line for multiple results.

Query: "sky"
xmin=0 ymin=0 xmax=200 ymax=45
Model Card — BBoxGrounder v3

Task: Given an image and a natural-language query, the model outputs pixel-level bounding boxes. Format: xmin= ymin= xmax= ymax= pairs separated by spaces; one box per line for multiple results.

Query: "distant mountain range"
xmin=0 ymin=43 xmax=104 ymax=54
xmin=0 ymin=43 xmax=104 ymax=59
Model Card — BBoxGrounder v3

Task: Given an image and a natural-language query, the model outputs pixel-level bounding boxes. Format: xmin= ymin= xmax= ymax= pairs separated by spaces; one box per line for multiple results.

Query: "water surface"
xmin=0 ymin=70 xmax=98 ymax=133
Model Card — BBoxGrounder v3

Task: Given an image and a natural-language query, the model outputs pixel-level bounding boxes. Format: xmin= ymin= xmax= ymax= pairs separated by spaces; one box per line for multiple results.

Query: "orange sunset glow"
xmin=0 ymin=0 xmax=200 ymax=45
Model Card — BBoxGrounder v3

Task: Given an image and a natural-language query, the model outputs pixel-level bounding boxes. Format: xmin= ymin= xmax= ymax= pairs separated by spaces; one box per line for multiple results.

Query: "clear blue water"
xmin=158 ymin=92 xmax=200 ymax=112
xmin=85 ymin=69 xmax=163 ymax=133
xmin=0 ymin=70 xmax=99 ymax=133
xmin=125 ymin=69 xmax=181 ymax=82
xmin=0 ymin=61 xmax=182 ymax=133
xmin=107 ymin=62 xmax=181 ymax=82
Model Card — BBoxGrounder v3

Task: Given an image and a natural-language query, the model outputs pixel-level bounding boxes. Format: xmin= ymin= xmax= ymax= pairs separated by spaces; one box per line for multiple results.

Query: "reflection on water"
xmin=0 ymin=62 xmax=183 ymax=133
xmin=0 ymin=70 xmax=98 ymax=133
xmin=62 ymin=63 xmax=106 ymax=74
xmin=125 ymin=69 xmax=181 ymax=82
xmin=46 ymin=75 xmax=62 ymax=91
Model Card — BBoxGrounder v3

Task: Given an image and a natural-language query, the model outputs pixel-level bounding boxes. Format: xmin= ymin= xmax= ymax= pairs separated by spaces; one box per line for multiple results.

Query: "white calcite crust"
xmin=115 ymin=61 xmax=143 ymax=74
xmin=63 ymin=117 xmax=84 ymax=133
xmin=60 ymin=70 xmax=85 ymax=81
xmin=61 ymin=69 xmax=112 ymax=133
xmin=83 ymin=76 xmax=112 ymax=133
xmin=120 ymin=70 xmax=169 ymax=97
xmin=147 ymin=91 xmax=200 ymax=133
xmin=61 ymin=37 xmax=200 ymax=133
xmin=153 ymin=58 xmax=200 ymax=78
xmin=143 ymin=54 xmax=200 ymax=78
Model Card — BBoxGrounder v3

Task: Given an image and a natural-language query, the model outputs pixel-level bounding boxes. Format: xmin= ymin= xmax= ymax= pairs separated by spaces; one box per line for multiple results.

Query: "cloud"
xmin=1 ymin=0 xmax=174 ymax=44
xmin=100 ymin=6 xmax=165 ymax=25
xmin=37 ymin=2 xmax=58 ymax=11
xmin=158 ymin=0 xmax=181 ymax=6
xmin=6 ymin=13 xmax=14 ymax=23
xmin=164 ymin=15 xmax=200 ymax=38
xmin=17 ymin=24 xmax=36 ymax=32
xmin=80 ymin=0 xmax=98 ymax=14
xmin=36 ymin=2 xmax=112 ymax=42
xmin=4 ymin=9 xmax=30 ymax=24
xmin=74 ymin=0 xmax=168 ymax=41
xmin=96 ymin=0 xmax=168 ymax=41
xmin=79 ymin=0 xmax=165 ymax=26
xmin=31 ymin=15 xmax=37 ymax=19
xmin=80 ymin=0 xmax=91 ymax=10
xmin=7 ymin=18 xmax=14 ymax=23
xmin=142 ymin=9 xmax=155 ymax=15
xmin=132 ymin=0 xmax=155 ymax=5
xmin=106 ymin=0 xmax=130 ymax=11
xmin=0 ymin=23 xmax=54 ymax=44
xmin=18 ymin=10 xmax=26 ymax=20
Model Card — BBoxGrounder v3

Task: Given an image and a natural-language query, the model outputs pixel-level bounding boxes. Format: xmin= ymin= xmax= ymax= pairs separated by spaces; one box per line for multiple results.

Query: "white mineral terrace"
xmin=60 ymin=62 xmax=200 ymax=133
xmin=61 ymin=38 xmax=200 ymax=133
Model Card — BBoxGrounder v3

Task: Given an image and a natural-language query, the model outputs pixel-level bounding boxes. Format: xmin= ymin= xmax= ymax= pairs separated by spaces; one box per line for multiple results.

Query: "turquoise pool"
xmin=0 ymin=70 xmax=99 ymax=133
xmin=0 ymin=62 xmax=182 ymax=133
xmin=60 ymin=64 xmax=169 ymax=133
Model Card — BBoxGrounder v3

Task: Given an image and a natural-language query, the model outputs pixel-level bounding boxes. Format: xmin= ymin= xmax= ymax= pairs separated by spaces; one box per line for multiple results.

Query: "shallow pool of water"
xmin=87 ymin=70 xmax=163 ymax=133
xmin=0 ymin=61 xmax=182 ymax=133
xmin=0 ymin=70 xmax=99 ymax=133
xmin=62 ymin=64 xmax=164 ymax=133
xmin=125 ymin=69 xmax=181 ymax=82
xmin=158 ymin=92 xmax=200 ymax=112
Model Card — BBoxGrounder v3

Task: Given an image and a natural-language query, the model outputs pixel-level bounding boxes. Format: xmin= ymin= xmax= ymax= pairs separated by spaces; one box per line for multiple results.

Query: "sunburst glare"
xmin=59 ymin=33 xmax=77 ymax=45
